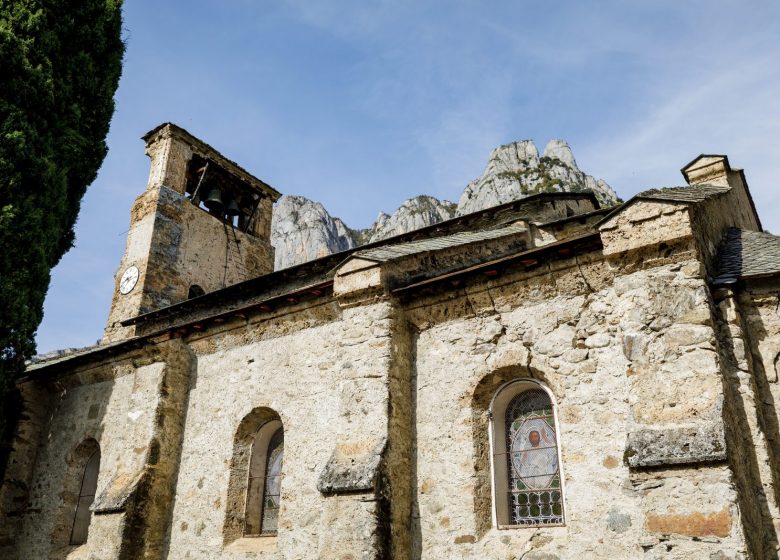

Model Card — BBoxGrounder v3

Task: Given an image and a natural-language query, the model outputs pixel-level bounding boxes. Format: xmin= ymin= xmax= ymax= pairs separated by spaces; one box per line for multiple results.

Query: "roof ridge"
xmin=355 ymin=222 xmax=528 ymax=263
xmin=637 ymin=183 xmax=731 ymax=197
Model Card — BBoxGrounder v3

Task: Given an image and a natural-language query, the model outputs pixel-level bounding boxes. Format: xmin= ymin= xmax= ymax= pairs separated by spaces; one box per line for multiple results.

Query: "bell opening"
xmin=184 ymin=154 xmax=263 ymax=234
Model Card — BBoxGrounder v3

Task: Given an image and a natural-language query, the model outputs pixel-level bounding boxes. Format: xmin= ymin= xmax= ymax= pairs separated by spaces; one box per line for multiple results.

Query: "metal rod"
xmin=191 ymin=161 xmax=210 ymax=203
xmin=243 ymin=195 xmax=262 ymax=234
xmin=493 ymin=445 xmax=558 ymax=455
xmin=506 ymin=414 xmax=554 ymax=422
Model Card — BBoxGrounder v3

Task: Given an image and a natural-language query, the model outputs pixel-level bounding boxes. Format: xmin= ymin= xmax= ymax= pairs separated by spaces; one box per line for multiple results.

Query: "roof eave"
xmin=23 ymin=280 xmax=334 ymax=380
xmin=392 ymin=232 xmax=602 ymax=296
xmin=126 ymin=191 xmax=603 ymax=327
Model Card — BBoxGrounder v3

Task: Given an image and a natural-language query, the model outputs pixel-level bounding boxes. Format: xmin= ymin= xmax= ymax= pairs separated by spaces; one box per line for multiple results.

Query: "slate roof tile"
xmin=713 ymin=228 xmax=780 ymax=285
xmin=636 ymin=184 xmax=731 ymax=203
xmin=355 ymin=222 xmax=528 ymax=262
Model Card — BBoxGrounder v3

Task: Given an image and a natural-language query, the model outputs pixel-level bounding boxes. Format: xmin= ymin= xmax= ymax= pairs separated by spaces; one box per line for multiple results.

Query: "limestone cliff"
xmin=271 ymin=194 xmax=456 ymax=269
xmin=271 ymin=139 xmax=616 ymax=269
xmin=457 ymin=139 xmax=617 ymax=214
xmin=365 ymin=195 xmax=457 ymax=243
xmin=271 ymin=196 xmax=358 ymax=270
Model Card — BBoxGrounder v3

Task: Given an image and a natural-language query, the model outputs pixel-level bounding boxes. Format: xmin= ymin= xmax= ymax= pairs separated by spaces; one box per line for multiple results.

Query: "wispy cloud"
xmin=35 ymin=1 xmax=780 ymax=352
xmin=578 ymin=44 xmax=780 ymax=231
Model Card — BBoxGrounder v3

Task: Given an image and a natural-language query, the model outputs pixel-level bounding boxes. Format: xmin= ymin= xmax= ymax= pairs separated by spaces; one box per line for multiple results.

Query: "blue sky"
xmin=35 ymin=0 xmax=780 ymax=353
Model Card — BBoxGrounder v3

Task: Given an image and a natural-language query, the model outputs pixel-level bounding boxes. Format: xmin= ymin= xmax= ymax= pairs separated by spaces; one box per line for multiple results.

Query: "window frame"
xmin=68 ymin=443 xmax=101 ymax=546
xmin=488 ymin=378 xmax=566 ymax=529
xmin=244 ymin=419 xmax=284 ymax=537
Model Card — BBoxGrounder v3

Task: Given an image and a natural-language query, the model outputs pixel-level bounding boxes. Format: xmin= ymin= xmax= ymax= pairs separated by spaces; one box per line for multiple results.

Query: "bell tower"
xmin=104 ymin=123 xmax=281 ymax=342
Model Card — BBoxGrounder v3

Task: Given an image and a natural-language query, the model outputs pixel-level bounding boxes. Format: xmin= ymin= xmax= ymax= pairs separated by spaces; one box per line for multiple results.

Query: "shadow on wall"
xmin=735 ymin=295 xmax=780 ymax=509
xmin=2 ymin=374 xmax=115 ymax=559
xmin=410 ymin=331 xmax=421 ymax=560
xmin=56 ymin=438 xmax=101 ymax=547
xmin=715 ymin=291 xmax=780 ymax=559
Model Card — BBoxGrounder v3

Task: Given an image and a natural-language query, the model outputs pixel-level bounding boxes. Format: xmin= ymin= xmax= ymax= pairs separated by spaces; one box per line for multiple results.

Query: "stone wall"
xmin=162 ymin=298 xmax=409 ymax=559
xmin=403 ymin=244 xmax=745 ymax=559
xmin=9 ymin=341 xmax=193 ymax=560
xmin=5 ymin=185 xmax=771 ymax=559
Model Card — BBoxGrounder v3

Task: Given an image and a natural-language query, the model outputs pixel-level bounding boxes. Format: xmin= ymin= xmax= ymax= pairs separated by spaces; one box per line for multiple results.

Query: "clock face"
xmin=119 ymin=266 xmax=140 ymax=295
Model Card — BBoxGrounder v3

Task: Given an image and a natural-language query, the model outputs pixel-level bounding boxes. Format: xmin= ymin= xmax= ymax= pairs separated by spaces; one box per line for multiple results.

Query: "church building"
xmin=2 ymin=123 xmax=780 ymax=559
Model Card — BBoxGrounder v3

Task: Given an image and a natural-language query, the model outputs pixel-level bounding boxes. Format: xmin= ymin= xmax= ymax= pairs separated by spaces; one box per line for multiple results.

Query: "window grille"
xmin=503 ymin=388 xmax=563 ymax=526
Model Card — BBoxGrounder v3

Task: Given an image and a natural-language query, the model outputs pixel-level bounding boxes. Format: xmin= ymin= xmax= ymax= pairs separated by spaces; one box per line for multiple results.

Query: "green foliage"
xmin=0 ymin=0 xmax=124 ymax=471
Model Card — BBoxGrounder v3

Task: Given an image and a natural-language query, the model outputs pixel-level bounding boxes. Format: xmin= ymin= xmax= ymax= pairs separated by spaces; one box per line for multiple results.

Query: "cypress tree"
xmin=0 ymin=0 xmax=124 ymax=476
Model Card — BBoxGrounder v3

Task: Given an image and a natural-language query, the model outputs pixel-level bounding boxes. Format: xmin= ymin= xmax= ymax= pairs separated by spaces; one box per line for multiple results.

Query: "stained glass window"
xmin=503 ymin=388 xmax=563 ymax=526
xmin=260 ymin=428 xmax=284 ymax=535
xmin=70 ymin=447 xmax=100 ymax=545
xmin=243 ymin=417 xmax=284 ymax=537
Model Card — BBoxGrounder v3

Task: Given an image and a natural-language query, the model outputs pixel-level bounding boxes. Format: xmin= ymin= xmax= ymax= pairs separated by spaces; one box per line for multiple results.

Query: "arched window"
xmin=245 ymin=420 xmax=284 ymax=536
xmin=489 ymin=380 xmax=564 ymax=527
xmin=224 ymin=408 xmax=285 ymax=543
xmin=188 ymin=284 xmax=205 ymax=298
xmin=70 ymin=445 xmax=101 ymax=545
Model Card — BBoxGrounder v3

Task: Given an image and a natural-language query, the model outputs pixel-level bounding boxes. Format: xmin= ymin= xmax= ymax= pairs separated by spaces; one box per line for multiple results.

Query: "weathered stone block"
xmin=522 ymin=552 xmax=560 ymax=560
xmin=92 ymin=471 xmax=146 ymax=514
xmin=606 ymin=508 xmax=632 ymax=533
xmin=622 ymin=332 xmax=649 ymax=361
xmin=584 ymin=332 xmax=610 ymax=348
xmin=317 ymin=438 xmax=386 ymax=495
xmin=536 ymin=325 xmax=576 ymax=357
xmin=625 ymin=424 xmax=726 ymax=468
xmin=645 ymin=507 xmax=731 ymax=538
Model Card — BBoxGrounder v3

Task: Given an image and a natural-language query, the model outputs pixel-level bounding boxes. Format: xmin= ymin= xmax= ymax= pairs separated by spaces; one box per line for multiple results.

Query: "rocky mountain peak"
xmin=368 ymin=195 xmax=456 ymax=243
xmin=271 ymin=195 xmax=358 ymax=270
xmin=270 ymin=138 xmax=618 ymax=269
xmin=457 ymin=138 xmax=617 ymax=214
xmin=484 ymin=140 xmax=539 ymax=176
xmin=271 ymin=194 xmax=457 ymax=269
xmin=542 ymin=139 xmax=577 ymax=168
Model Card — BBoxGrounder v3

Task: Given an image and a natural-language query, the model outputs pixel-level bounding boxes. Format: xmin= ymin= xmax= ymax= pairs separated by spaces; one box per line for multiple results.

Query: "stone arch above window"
xmin=224 ymin=408 xmax=284 ymax=543
xmin=489 ymin=379 xmax=564 ymax=528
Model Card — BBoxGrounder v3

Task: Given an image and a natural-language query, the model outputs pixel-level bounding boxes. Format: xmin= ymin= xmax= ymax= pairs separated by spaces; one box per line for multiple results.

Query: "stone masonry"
xmin=1 ymin=126 xmax=779 ymax=559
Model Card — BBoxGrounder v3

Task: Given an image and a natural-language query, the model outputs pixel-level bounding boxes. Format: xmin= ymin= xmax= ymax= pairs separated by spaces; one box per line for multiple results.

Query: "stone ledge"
xmin=317 ymin=438 xmax=386 ymax=495
xmin=92 ymin=470 xmax=147 ymax=514
xmin=625 ymin=423 xmax=726 ymax=468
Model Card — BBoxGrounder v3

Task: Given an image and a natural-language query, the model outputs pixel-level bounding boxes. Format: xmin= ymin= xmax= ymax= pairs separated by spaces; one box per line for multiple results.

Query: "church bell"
xmin=225 ymin=198 xmax=241 ymax=217
xmin=203 ymin=187 xmax=224 ymax=213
